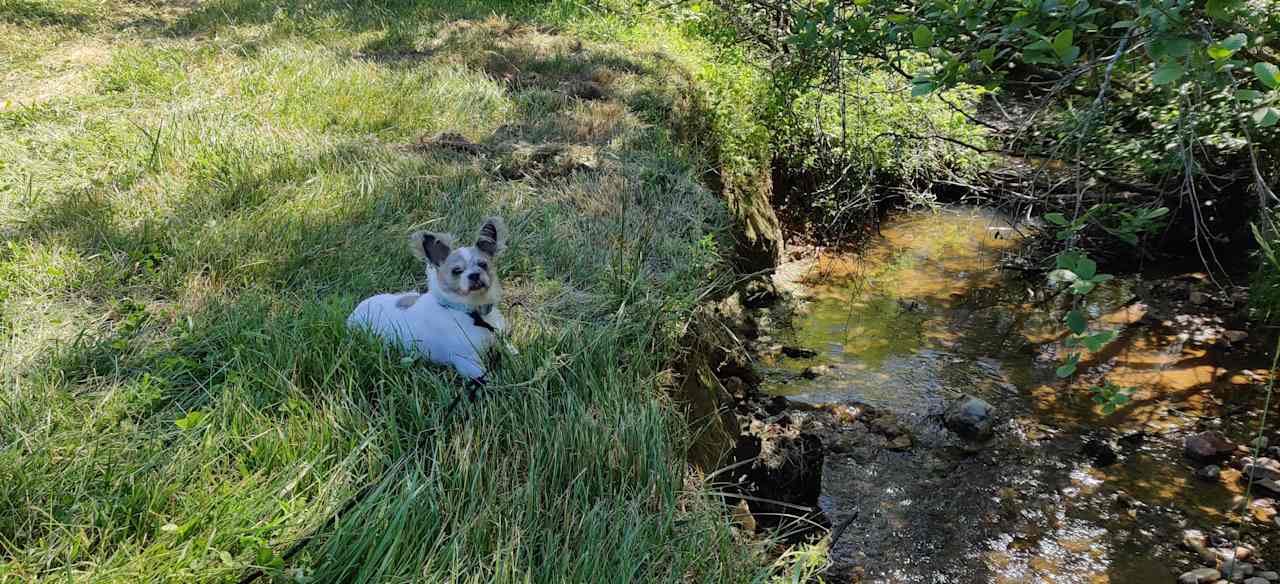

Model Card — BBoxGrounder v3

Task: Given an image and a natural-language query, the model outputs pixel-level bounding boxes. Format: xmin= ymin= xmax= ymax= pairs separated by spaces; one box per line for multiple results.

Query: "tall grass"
xmin=1 ymin=1 xmax=769 ymax=581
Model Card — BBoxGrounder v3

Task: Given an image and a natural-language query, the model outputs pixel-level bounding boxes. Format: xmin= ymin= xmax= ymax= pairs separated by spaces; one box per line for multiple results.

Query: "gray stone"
xmin=1197 ymin=465 xmax=1222 ymax=480
xmin=1223 ymin=558 xmax=1254 ymax=581
xmin=1183 ymin=529 xmax=1208 ymax=549
xmin=1246 ymin=578 xmax=1269 ymax=584
xmin=1243 ymin=458 xmax=1280 ymax=482
xmin=1258 ymin=478 xmax=1280 ymax=496
xmin=801 ymin=365 xmax=831 ymax=379
xmin=944 ymin=395 xmax=995 ymax=440
xmin=1185 ymin=432 xmax=1237 ymax=462
xmin=1257 ymin=571 xmax=1278 ymax=581
xmin=781 ymin=346 xmax=818 ymax=359
xmin=1225 ymin=330 xmax=1250 ymax=344
xmin=1179 ymin=568 xmax=1222 ymax=584
xmin=1183 ymin=529 xmax=1217 ymax=564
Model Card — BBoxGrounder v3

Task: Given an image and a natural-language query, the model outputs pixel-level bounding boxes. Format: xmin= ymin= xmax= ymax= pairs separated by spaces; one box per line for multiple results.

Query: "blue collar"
xmin=437 ymin=296 xmax=493 ymax=317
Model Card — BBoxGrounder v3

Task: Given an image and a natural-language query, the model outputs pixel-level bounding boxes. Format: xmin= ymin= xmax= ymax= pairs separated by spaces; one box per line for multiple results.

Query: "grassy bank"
xmin=0 ymin=1 xmax=777 ymax=581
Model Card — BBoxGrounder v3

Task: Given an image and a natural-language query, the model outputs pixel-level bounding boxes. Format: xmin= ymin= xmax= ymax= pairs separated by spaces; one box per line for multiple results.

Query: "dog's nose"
xmin=468 ymin=272 xmax=483 ymax=284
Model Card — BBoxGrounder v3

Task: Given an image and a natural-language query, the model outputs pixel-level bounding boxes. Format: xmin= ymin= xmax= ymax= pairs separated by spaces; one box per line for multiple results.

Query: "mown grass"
xmin=1 ymin=1 xmax=780 ymax=581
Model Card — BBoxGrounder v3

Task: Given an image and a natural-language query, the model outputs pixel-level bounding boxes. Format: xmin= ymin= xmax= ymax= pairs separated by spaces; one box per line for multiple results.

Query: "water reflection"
xmin=763 ymin=207 xmax=1270 ymax=582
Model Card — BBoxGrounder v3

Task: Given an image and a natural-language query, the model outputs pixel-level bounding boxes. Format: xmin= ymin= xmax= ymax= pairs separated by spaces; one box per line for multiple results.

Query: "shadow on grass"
xmin=0 ymin=9 xmax=749 ymax=580
xmin=0 ymin=0 xmax=92 ymax=29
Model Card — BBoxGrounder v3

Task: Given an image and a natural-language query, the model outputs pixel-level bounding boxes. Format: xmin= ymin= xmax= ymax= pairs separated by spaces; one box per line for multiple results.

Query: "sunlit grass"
xmin=0 ymin=2 xmax=772 ymax=581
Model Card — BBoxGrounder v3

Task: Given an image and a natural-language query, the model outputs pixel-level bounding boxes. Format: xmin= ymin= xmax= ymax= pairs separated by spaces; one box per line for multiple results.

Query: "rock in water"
xmin=1242 ymin=457 xmax=1280 ymax=482
xmin=1196 ymin=465 xmax=1222 ymax=481
xmin=1225 ymin=330 xmax=1249 ymax=344
xmin=801 ymin=365 xmax=831 ymax=379
xmin=1082 ymin=437 xmax=1118 ymax=467
xmin=1182 ymin=529 xmax=1217 ymax=565
xmin=1222 ymin=557 xmax=1253 ymax=581
xmin=944 ymin=395 xmax=995 ymax=440
xmin=1178 ymin=568 xmax=1221 ymax=584
xmin=1184 ymin=431 xmax=1236 ymax=462
xmin=781 ymin=346 xmax=818 ymax=359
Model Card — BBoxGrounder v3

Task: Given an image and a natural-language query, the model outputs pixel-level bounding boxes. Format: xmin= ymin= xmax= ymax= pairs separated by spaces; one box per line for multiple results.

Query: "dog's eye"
xmin=477 ymin=261 xmax=488 ymax=270
xmin=451 ymin=267 xmax=463 ymax=276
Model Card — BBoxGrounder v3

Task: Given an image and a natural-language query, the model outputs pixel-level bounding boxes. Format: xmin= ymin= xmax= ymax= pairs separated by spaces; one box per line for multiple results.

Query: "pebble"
xmin=944 ymin=395 xmax=996 ymax=440
xmin=1248 ymin=578 xmax=1270 ymax=584
xmin=1225 ymin=330 xmax=1250 ymax=344
xmin=801 ymin=365 xmax=831 ymax=379
xmin=1179 ymin=567 xmax=1221 ymax=584
xmin=1251 ymin=499 xmax=1277 ymax=522
xmin=887 ymin=434 xmax=913 ymax=451
xmin=1185 ymin=431 xmax=1237 ymax=462
xmin=1190 ymin=291 xmax=1211 ymax=305
xmin=723 ymin=376 xmax=748 ymax=399
xmin=782 ymin=346 xmax=818 ymax=358
xmin=1197 ymin=465 xmax=1222 ymax=481
xmin=1257 ymin=571 xmax=1279 ymax=581
xmin=1222 ymin=557 xmax=1254 ymax=581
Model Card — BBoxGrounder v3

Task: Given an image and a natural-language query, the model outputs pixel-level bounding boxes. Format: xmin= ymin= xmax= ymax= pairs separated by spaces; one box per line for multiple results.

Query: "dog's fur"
xmin=347 ymin=217 xmax=509 ymax=380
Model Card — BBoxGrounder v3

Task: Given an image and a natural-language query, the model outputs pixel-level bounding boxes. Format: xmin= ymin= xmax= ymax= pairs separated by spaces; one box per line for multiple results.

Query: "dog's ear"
xmin=409 ymin=231 xmax=453 ymax=267
xmin=475 ymin=216 xmax=507 ymax=257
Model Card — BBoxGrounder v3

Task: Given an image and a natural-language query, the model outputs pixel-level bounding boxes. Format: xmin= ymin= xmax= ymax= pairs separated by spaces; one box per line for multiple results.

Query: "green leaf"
xmin=1059 ymin=46 xmax=1080 ymax=64
xmin=1256 ymin=63 xmax=1280 ymax=89
xmin=1073 ymin=257 xmax=1097 ymax=280
xmin=1110 ymin=20 xmax=1136 ymax=29
xmin=1254 ymin=107 xmax=1280 ymax=127
xmin=977 ymin=46 xmax=997 ymax=65
xmin=1237 ymin=89 xmax=1265 ymax=102
xmin=1045 ymin=212 xmax=1069 ymax=226
xmin=1208 ymin=34 xmax=1246 ymax=61
xmin=1023 ymin=39 xmax=1052 ymax=52
xmin=1066 ymin=309 xmax=1088 ymax=334
xmin=1206 ymin=0 xmax=1233 ymax=20
xmin=1082 ymin=330 xmax=1117 ymax=351
xmin=911 ymin=80 xmax=938 ymax=97
xmin=1056 ymin=250 xmax=1083 ymax=270
xmin=1152 ymin=62 xmax=1185 ymax=86
xmin=1220 ymin=33 xmax=1247 ymax=51
xmin=1052 ymin=29 xmax=1073 ymax=58
xmin=175 ymin=410 xmax=206 ymax=430
xmin=913 ymin=25 xmax=934 ymax=49
xmin=1055 ymin=362 xmax=1077 ymax=378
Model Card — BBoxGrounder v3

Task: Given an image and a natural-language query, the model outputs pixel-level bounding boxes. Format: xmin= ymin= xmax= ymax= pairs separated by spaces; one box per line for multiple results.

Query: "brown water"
xmin=762 ymin=207 xmax=1272 ymax=583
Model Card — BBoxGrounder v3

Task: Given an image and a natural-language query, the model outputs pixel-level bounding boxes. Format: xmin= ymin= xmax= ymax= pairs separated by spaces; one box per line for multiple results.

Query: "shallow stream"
xmin=760 ymin=207 xmax=1272 ymax=582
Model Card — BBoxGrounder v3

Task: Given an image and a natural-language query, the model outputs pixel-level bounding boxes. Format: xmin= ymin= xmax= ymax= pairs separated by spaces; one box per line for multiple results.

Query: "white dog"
xmin=348 ymin=217 xmax=509 ymax=381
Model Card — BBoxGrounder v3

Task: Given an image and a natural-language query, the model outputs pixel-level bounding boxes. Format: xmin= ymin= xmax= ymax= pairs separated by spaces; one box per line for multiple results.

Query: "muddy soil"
xmin=720 ymin=207 xmax=1278 ymax=583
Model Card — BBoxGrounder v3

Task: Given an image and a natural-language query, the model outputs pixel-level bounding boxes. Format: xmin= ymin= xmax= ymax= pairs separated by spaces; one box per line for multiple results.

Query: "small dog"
xmin=348 ymin=217 xmax=509 ymax=381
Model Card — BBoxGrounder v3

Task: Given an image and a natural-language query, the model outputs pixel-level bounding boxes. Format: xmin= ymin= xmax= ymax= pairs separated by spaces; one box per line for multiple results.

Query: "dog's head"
xmin=410 ymin=217 xmax=507 ymax=306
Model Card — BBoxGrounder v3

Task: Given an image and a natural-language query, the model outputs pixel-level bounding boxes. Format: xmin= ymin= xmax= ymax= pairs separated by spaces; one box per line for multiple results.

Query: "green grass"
xmin=0 ymin=2 xmax=779 ymax=581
